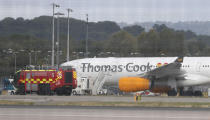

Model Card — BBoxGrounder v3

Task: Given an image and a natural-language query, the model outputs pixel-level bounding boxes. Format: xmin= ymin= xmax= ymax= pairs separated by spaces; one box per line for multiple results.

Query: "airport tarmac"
xmin=0 ymin=95 xmax=210 ymax=103
xmin=0 ymin=105 xmax=210 ymax=120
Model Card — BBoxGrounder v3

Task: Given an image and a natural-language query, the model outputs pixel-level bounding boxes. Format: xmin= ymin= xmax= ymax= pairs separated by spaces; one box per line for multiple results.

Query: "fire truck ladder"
xmin=92 ymin=71 xmax=111 ymax=95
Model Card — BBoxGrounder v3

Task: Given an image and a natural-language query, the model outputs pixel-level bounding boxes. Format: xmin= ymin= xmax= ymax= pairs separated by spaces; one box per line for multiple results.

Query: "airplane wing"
xmin=139 ymin=57 xmax=185 ymax=79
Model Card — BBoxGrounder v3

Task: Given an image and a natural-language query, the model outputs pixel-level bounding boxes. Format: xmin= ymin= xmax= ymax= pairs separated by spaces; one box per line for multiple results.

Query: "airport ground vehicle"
xmin=72 ymin=77 xmax=91 ymax=95
xmin=13 ymin=68 xmax=77 ymax=95
xmin=2 ymin=78 xmax=16 ymax=95
xmin=135 ymin=90 xmax=160 ymax=96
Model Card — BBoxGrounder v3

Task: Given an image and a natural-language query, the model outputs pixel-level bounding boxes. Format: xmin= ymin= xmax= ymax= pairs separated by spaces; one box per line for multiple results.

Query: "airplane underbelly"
xmin=177 ymin=74 xmax=210 ymax=86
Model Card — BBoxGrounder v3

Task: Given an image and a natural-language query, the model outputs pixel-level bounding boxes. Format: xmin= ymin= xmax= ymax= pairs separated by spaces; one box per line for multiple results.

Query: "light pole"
xmin=54 ymin=12 xmax=64 ymax=68
xmin=52 ymin=3 xmax=60 ymax=67
xmin=85 ymin=14 xmax=89 ymax=58
xmin=29 ymin=52 xmax=32 ymax=66
xmin=34 ymin=50 xmax=41 ymax=65
xmin=13 ymin=52 xmax=18 ymax=73
xmin=67 ymin=8 xmax=73 ymax=61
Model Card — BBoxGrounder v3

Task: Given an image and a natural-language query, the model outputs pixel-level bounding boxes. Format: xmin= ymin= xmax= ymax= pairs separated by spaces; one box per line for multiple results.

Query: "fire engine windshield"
xmin=65 ymin=72 xmax=73 ymax=83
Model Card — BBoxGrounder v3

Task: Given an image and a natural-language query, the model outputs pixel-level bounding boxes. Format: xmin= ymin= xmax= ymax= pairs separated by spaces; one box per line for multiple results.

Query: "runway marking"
xmin=0 ymin=114 xmax=209 ymax=119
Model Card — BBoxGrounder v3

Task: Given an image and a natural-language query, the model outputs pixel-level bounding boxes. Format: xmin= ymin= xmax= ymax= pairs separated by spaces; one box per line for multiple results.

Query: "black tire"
xmin=194 ymin=91 xmax=203 ymax=96
xmin=10 ymin=91 xmax=15 ymax=95
xmin=64 ymin=89 xmax=72 ymax=96
xmin=179 ymin=87 xmax=184 ymax=96
xmin=45 ymin=84 xmax=51 ymax=95
xmin=38 ymin=84 xmax=43 ymax=95
xmin=56 ymin=88 xmax=63 ymax=96
xmin=183 ymin=91 xmax=193 ymax=96
xmin=72 ymin=91 xmax=77 ymax=95
xmin=38 ymin=84 xmax=51 ymax=95
xmin=64 ymin=86 xmax=72 ymax=96
xmin=167 ymin=89 xmax=177 ymax=96
xmin=38 ymin=84 xmax=45 ymax=95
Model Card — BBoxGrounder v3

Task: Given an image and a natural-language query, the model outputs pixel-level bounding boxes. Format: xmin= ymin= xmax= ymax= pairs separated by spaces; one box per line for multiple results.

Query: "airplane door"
xmin=196 ymin=62 xmax=201 ymax=72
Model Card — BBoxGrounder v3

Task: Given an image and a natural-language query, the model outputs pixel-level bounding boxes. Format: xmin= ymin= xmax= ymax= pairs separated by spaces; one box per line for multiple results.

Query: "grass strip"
xmin=0 ymin=100 xmax=34 ymax=105
xmin=45 ymin=101 xmax=210 ymax=108
xmin=0 ymin=100 xmax=210 ymax=108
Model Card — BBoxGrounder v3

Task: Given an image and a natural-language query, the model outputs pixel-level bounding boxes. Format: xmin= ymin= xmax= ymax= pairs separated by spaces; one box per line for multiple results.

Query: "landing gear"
xmin=194 ymin=91 xmax=202 ymax=96
xmin=181 ymin=90 xmax=202 ymax=96
xmin=167 ymin=89 xmax=177 ymax=96
xmin=183 ymin=91 xmax=193 ymax=96
xmin=179 ymin=87 xmax=203 ymax=96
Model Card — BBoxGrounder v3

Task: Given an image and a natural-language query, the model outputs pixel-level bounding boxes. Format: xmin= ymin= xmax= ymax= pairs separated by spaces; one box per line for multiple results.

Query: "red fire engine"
xmin=13 ymin=68 xmax=77 ymax=95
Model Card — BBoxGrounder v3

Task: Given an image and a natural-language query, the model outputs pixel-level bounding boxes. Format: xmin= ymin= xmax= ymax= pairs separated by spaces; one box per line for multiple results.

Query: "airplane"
xmin=60 ymin=57 xmax=210 ymax=96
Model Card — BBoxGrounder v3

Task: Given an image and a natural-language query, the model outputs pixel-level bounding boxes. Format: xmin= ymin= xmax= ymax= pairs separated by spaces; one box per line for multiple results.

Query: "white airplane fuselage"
xmin=61 ymin=57 xmax=210 ymax=88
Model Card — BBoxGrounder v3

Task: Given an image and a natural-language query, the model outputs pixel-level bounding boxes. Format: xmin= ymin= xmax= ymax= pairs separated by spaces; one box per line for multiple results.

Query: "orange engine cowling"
xmin=119 ymin=77 xmax=150 ymax=92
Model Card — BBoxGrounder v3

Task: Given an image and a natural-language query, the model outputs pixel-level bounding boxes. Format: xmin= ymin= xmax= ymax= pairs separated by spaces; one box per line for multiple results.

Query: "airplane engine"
xmin=119 ymin=77 xmax=150 ymax=92
xmin=119 ymin=77 xmax=170 ymax=93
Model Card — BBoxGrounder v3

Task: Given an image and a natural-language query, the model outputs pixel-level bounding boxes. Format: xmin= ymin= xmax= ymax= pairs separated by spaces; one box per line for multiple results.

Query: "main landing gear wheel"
xmin=167 ymin=89 xmax=177 ymax=96
xmin=194 ymin=91 xmax=202 ymax=96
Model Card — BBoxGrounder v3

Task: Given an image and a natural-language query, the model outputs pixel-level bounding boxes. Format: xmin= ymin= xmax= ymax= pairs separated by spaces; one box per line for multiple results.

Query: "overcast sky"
xmin=0 ymin=0 xmax=210 ymax=23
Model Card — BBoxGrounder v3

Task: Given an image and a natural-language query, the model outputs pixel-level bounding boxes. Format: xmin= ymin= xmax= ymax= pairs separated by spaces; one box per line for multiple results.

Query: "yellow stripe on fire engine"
xmin=49 ymin=79 xmax=53 ymax=82
xmin=73 ymin=71 xmax=77 ymax=79
xmin=33 ymin=81 xmax=37 ymax=84
xmin=31 ymin=79 xmax=34 ymax=81
xmin=46 ymin=81 xmax=50 ymax=83
xmin=40 ymin=81 xmax=43 ymax=83
xmin=20 ymin=80 xmax=25 ymax=83
xmin=37 ymin=79 xmax=40 ymax=81
xmin=42 ymin=79 xmax=46 ymax=82
xmin=57 ymin=71 xmax=62 ymax=79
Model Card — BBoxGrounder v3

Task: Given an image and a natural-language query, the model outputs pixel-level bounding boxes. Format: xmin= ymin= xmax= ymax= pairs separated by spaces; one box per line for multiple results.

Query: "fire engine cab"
xmin=13 ymin=68 xmax=77 ymax=95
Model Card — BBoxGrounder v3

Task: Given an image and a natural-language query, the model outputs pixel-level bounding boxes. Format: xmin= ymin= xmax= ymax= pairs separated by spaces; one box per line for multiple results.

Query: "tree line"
xmin=0 ymin=16 xmax=210 ymax=76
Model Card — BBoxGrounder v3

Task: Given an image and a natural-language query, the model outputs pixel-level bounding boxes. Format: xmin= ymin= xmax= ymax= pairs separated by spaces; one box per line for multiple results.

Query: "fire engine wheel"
xmin=38 ymin=84 xmax=51 ymax=95
xmin=56 ymin=87 xmax=72 ymax=96
xmin=64 ymin=89 xmax=72 ymax=96
xmin=10 ymin=91 xmax=15 ymax=95
xmin=56 ymin=88 xmax=63 ymax=96
xmin=64 ymin=86 xmax=72 ymax=96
